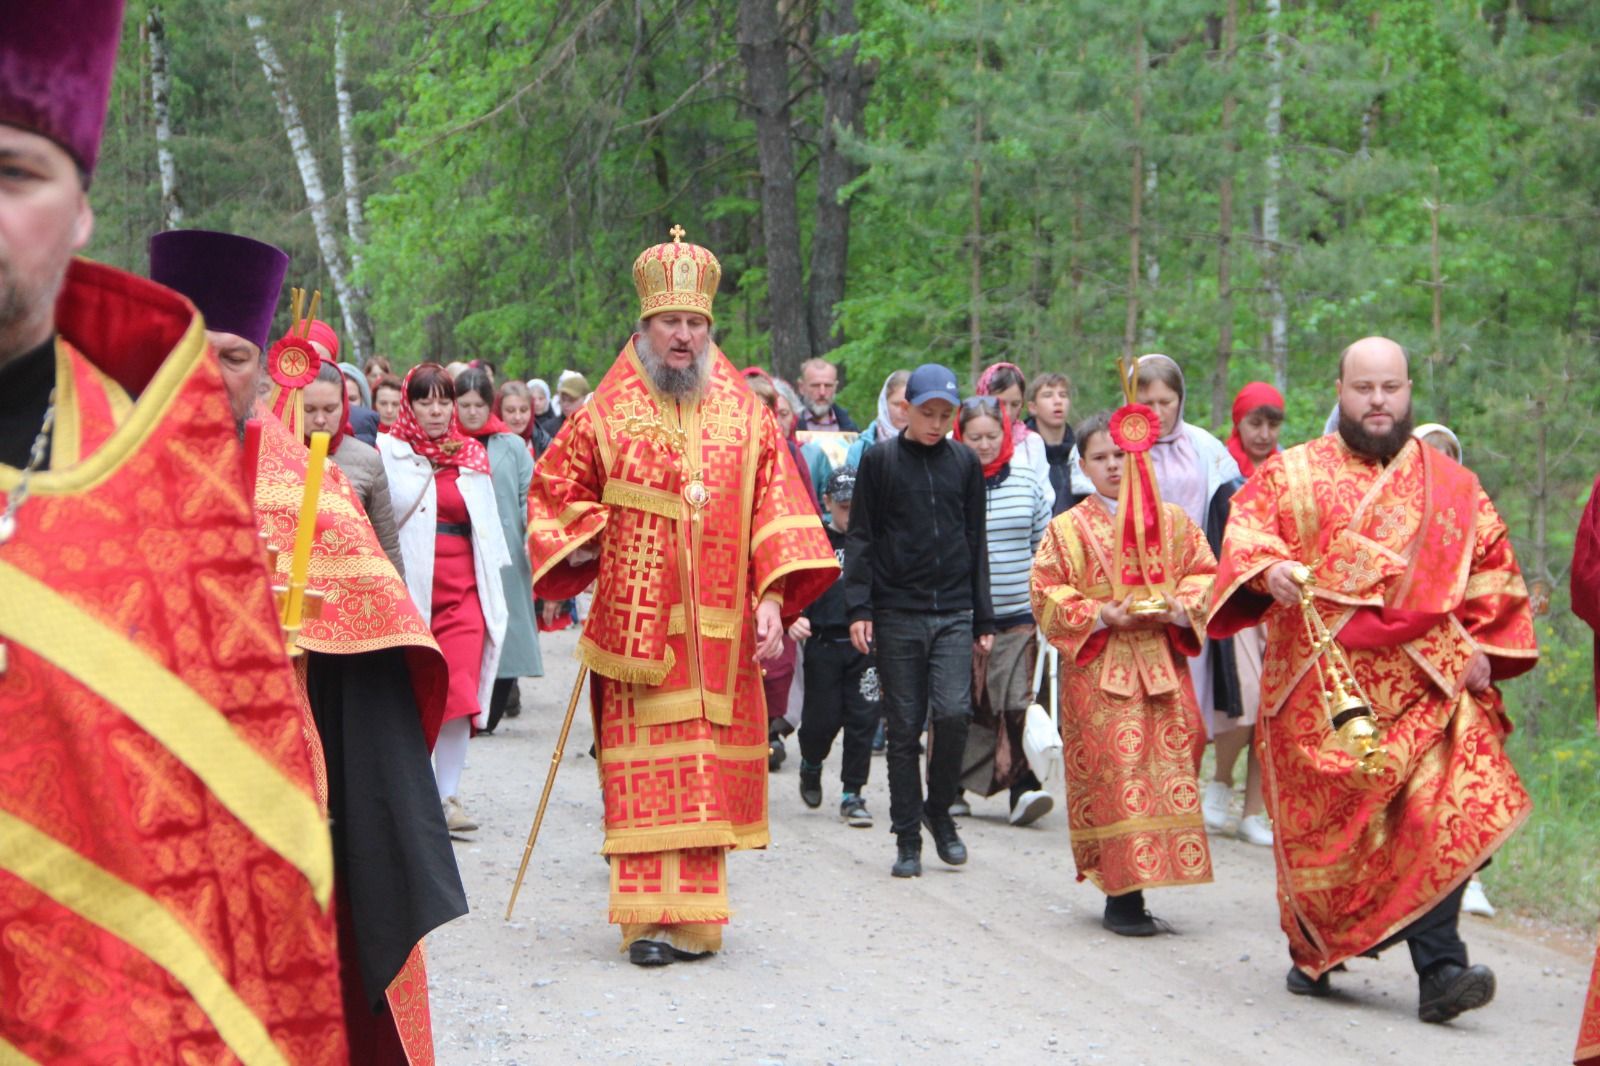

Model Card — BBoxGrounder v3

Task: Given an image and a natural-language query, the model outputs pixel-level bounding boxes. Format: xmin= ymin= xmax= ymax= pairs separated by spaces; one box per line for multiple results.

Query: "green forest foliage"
xmin=92 ymin=1 xmax=1600 ymax=916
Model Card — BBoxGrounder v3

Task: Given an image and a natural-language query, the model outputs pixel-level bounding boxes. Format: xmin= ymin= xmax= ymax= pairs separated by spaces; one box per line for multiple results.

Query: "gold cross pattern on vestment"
xmin=702 ymin=397 xmax=745 ymax=444
xmin=1373 ymin=503 xmax=1406 ymax=541
xmin=1333 ymin=549 xmax=1380 ymax=591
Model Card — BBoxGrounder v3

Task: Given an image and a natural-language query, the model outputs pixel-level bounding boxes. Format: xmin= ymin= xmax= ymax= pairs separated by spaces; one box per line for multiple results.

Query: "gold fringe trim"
xmin=612 ymin=906 xmax=731 ymax=928
xmin=666 ymin=606 xmax=686 ymax=635
xmin=731 ymin=826 xmax=770 ymax=851
xmin=631 ymin=700 xmax=705 ymax=728
xmin=601 ymin=827 xmax=738 ymax=855
xmin=602 ymin=481 xmax=682 ymax=520
xmin=579 ymin=637 xmax=672 ymax=687
xmin=699 ymin=619 xmax=739 ymax=640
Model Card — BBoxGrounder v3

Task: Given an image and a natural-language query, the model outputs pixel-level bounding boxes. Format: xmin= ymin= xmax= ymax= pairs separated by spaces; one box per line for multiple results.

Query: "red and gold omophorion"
xmin=1570 ymin=474 xmax=1600 ymax=1066
xmin=1208 ymin=433 xmax=1537 ymax=979
xmin=529 ymin=339 xmax=835 ymax=952
xmin=1031 ymin=497 xmax=1216 ymax=894
xmin=0 ymin=260 xmax=347 ymax=1061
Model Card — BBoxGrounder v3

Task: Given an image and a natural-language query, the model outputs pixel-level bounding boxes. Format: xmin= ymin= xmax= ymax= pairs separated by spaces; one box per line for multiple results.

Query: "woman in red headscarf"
xmin=1204 ymin=381 xmax=1285 ymax=846
xmin=952 ymin=396 xmax=1054 ymax=825
xmin=379 ymin=363 xmax=510 ymax=835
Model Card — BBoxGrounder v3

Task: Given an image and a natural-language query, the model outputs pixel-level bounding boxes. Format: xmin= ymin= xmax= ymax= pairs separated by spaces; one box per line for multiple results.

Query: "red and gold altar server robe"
xmin=528 ymin=340 xmax=835 ymax=946
xmin=0 ymin=260 xmax=346 ymax=1061
xmin=1031 ymin=497 xmax=1216 ymax=895
xmin=1208 ymin=433 xmax=1537 ymax=978
xmin=1570 ymin=475 xmax=1600 ymax=1066
xmin=252 ymin=411 xmax=460 ymax=1066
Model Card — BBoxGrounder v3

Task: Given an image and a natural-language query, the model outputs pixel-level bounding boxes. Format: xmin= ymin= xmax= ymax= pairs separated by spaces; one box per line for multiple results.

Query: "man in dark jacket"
xmin=844 ymin=363 xmax=995 ymax=878
xmin=796 ymin=357 xmax=859 ymax=431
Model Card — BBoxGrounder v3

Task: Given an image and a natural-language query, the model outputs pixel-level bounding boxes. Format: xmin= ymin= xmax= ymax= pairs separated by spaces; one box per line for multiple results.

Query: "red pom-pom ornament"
xmin=1110 ymin=403 xmax=1160 ymax=454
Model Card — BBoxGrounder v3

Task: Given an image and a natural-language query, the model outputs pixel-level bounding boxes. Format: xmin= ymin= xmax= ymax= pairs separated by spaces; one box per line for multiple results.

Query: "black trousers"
xmin=1373 ymin=880 xmax=1471 ymax=975
xmin=875 ymin=609 xmax=974 ymax=839
xmin=486 ymin=677 xmax=517 ymax=733
xmin=797 ymin=638 xmax=879 ymax=793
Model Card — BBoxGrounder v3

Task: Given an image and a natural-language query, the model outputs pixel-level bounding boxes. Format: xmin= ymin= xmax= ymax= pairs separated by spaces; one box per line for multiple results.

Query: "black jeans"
xmin=875 ymin=609 xmax=974 ymax=838
xmin=798 ymin=637 xmax=879 ymax=793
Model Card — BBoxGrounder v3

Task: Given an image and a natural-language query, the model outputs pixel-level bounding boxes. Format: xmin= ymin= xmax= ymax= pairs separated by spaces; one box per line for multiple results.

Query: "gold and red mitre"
xmin=632 ymin=224 xmax=721 ymax=322
xmin=1108 ymin=357 xmax=1173 ymax=605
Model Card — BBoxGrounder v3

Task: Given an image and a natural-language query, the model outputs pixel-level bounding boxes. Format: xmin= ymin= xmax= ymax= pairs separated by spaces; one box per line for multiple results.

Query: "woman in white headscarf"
xmin=529 ymin=378 xmax=562 ymax=437
xmin=844 ymin=369 xmax=912 ymax=470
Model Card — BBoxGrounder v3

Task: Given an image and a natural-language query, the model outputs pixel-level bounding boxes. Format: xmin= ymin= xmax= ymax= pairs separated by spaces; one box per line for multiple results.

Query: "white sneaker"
xmin=1202 ymin=781 xmax=1233 ymax=831
xmin=948 ymin=797 xmax=972 ymax=817
xmin=1237 ymin=813 xmax=1275 ymax=847
xmin=1009 ymin=789 xmax=1054 ymax=827
xmin=1462 ymin=879 xmax=1496 ymax=918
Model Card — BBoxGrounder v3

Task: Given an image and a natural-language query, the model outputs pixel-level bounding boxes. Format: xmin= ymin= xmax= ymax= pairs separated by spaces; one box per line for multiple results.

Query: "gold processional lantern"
xmin=1289 ymin=564 xmax=1388 ymax=775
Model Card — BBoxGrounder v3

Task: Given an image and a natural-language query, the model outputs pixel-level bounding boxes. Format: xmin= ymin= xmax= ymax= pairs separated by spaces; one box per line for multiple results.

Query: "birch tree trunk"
xmin=1212 ymin=0 xmax=1238 ymax=423
xmin=737 ymin=0 xmax=811 ymax=382
xmin=1141 ymin=159 xmax=1158 ymax=348
xmin=1263 ymin=0 xmax=1288 ymax=393
xmin=247 ymin=13 xmax=370 ymax=364
xmin=333 ymin=9 xmax=367 ymax=255
xmin=148 ymin=7 xmax=182 ymax=228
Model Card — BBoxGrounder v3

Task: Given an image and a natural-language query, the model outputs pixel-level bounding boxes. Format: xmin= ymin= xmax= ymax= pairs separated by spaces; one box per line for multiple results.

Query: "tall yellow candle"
xmin=284 ymin=431 xmax=330 ymax=629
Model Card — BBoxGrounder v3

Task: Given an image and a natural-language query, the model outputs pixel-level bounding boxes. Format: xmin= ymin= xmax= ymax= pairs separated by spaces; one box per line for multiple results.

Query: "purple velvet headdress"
xmin=0 ymin=0 xmax=127 ymax=177
xmin=149 ymin=230 xmax=289 ymax=353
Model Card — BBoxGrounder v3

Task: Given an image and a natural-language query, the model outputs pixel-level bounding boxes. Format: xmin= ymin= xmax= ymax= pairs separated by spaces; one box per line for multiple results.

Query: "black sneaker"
xmin=798 ymin=764 xmax=822 ymax=808
xmin=840 ymin=793 xmax=872 ymax=827
xmin=1286 ymin=967 xmax=1331 ymax=996
xmin=921 ymin=809 xmax=968 ymax=865
xmin=1102 ymin=891 xmax=1171 ymax=937
xmin=891 ymin=835 xmax=922 ymax=878
xmin=1418 ymin=962 xmax=1495 ymax=1023
xmin=768 ymin=736 xmax=786 ymax=772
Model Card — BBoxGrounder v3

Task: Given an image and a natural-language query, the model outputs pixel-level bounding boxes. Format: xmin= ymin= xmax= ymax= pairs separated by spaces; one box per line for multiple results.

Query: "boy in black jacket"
xmin=794 ymin=467 xmax=878 ymax=827
xmin=844 ymin=363 xmax=995 ymax=878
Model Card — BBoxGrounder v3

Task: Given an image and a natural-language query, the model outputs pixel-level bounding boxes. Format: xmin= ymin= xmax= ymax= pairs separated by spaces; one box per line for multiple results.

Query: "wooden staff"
xmin=506 ymin=664 xmax=590 ymax=921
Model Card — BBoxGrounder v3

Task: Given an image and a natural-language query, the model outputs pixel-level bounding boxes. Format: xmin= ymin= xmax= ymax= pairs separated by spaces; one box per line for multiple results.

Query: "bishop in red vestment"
xmin=528 ymin=228 xmax=836 ymax=965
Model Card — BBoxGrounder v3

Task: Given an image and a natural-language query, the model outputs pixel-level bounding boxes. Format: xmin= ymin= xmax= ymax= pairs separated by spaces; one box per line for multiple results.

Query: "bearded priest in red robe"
xmin=0 ymin=3 xmax=348 ymax=1058
xmin=528 ymin=228 xmax=837 ymax=967
xmin=1208 ymin=337 xmax=1537 ymax=1024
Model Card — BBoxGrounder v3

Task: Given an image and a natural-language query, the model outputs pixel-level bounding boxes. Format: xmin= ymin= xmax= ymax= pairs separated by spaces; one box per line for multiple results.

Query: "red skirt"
xmin=431 ymin=469 xmax=485 ymax=725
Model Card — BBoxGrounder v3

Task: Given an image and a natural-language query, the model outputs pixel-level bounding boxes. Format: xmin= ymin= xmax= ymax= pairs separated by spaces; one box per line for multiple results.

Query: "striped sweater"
xmin=986 ymin=466 xmax=1052 ymax=626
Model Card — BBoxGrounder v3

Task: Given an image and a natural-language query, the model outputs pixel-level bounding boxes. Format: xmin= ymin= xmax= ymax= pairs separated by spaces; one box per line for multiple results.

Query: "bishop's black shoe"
xmin=1418 ymin=962 xmax=1495 ymax=1023
xmin=1102 ymin=890 xmax=1171 ymax=937
xmin=628 ymin=940 xmax=714 ymax=968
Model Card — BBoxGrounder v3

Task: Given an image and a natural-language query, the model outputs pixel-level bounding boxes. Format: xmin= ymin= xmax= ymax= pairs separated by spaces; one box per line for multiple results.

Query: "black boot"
xmin=891 ymin=835 xmax=922 ymax=878
xmin=921 ymin=808 xmax=968 ymax=865
xmin=1418 ymin=962 xmax=1495 ymax=1023
xmin=1102 ymin=890 xmax=1168 ymax=937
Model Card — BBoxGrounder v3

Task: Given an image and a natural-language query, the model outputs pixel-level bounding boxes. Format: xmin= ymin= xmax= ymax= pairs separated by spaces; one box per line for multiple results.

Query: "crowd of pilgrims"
xmin=327 ymin=348 xmax=1493 ymax=921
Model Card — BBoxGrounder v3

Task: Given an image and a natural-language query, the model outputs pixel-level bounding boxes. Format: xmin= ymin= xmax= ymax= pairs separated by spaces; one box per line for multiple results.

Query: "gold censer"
xmin=1290 ymin=564 xmax=1388 ymax=775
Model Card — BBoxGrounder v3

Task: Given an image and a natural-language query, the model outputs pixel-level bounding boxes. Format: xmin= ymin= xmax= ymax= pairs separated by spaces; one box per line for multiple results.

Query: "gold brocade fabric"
xmin=1031 ymin=498 xmax=1216 ymax=894
xmin=528 ymin=340 xmax=835 ymax=939
xmin=1208 ymin=435 xmax=1537 ymax=977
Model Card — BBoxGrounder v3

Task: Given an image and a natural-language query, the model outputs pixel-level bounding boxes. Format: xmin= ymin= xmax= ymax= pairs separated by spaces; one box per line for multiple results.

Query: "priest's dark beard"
xmin=1338 ymin=405 xmax=1414 ymax=462
xmin=636 ymin=334 xmax=710 ymax=400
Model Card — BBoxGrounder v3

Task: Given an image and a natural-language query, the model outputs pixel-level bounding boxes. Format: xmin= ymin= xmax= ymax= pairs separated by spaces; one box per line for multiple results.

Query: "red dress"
xmin=431 ymin=468 xmax=487 ymax=725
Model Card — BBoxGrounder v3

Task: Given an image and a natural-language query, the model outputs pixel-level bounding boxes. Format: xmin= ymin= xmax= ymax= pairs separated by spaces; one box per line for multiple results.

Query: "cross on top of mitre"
xmin=670 ymin=224 xmax=686 ymax=244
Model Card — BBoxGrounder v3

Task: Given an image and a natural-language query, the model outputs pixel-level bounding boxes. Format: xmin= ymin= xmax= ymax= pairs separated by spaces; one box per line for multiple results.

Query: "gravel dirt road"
xmin=426 ymin=628 xmax=1592 ymax=1065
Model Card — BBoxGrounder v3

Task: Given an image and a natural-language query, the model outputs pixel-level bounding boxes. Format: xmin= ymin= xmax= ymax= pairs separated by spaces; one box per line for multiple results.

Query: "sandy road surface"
xmin=425 ymin=628 xmax=1592 ymax=1065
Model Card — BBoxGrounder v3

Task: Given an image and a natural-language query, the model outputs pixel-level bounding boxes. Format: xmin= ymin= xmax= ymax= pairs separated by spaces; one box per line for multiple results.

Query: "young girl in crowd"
xmin=1032 ymin=412 xmax=1217 ymax=936
xmin=454 ymin=367 xmax=545 ymax=735
xmin=496 ymin=378 xmax=554 ymax=459
xmin=952 ymin=396 xmax=1054 ymax=826
xmin=373 ymin=373 xmax=404 ymax=429
xmin=379 ymin=364 xmax=509 ymax=834
xmin=1203 ymin=382 xmax=1284 ymax=845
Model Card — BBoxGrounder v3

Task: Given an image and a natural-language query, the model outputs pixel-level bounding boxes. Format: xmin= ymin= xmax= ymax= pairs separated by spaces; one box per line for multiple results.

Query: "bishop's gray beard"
xmin=1338 ymin=404 xmax=1414 ymax=462
xmin=636 ymin=334 xmax=711 ymax=400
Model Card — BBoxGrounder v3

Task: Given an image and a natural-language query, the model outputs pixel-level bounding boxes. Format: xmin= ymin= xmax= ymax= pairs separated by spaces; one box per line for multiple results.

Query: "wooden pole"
xmin=506 ymin=665 xmax=590 ymax=921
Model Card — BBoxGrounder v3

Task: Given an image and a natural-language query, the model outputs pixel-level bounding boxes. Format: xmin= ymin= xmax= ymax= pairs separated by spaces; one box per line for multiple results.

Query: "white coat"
xmin=379 ymin=432 xmax=510 ymax=728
